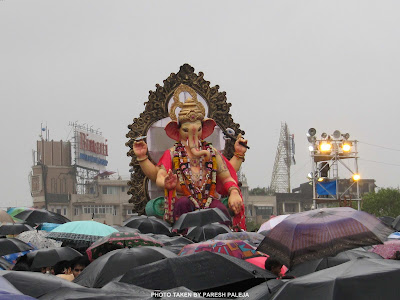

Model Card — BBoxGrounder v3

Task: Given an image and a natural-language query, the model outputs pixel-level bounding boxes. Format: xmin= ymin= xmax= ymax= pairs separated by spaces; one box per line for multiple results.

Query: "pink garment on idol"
xmin=157 ymin=148 xmax=246 ymax=230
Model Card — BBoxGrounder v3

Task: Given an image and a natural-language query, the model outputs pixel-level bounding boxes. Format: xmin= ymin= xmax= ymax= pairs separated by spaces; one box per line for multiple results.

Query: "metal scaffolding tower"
xmin=270 ymin=122 xmax=295 ymax=193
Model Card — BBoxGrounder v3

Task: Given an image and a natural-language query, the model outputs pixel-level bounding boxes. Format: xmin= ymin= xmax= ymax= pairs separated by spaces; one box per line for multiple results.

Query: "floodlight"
xmin=319 ymin=142 xmax=332 ymax=152
xmin=352 ymin=174 xmax=361 ymax=181
xmin=307 ymin=172 xmax=313 ymax=180
xmin=307 ymin=128 xmax=317 ymax=137
xmin=333 ymin=130 xmax=341 ymax=139
xmin=317 ymin=177 xmax=325 ymax=182
xmin=307 ymin=135 xmax=316 ymax=143
xmin=308 ymin=145 xmax=314 ymax=151
xmin=342 ymin=133 xmax=350 ymax=140
xmin=321 ymin=132 xmax=327 ymax=139
xmin=342 ymin=143 xmax=351 ymax=152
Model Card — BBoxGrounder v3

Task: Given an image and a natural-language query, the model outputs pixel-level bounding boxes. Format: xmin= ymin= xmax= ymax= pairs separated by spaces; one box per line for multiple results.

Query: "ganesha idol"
xmin=133 ymin=84 xmax=248 ymax=230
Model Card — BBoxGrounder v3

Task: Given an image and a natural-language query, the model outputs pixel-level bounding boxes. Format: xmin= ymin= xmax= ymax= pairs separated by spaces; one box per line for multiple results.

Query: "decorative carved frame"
xmin=126 ymin=64 xmax=245 ymax=214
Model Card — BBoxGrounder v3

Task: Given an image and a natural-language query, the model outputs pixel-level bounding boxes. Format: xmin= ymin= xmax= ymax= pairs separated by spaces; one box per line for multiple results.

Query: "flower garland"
xmin=175 ymin=141 xmax=217 ymax=208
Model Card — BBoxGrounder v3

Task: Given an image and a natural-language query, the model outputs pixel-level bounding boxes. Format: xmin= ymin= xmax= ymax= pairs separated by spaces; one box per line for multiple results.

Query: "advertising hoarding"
xmin=75 ymin=130 xmax=108 ymax=170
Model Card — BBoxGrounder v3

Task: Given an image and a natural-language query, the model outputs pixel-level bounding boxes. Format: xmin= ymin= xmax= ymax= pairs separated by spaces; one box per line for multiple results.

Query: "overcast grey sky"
xmin=1 ymin=1 xmax=399 ymax=208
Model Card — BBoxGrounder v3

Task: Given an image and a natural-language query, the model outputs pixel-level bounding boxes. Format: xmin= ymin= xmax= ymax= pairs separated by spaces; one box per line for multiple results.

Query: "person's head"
xmin=40 ymin=266 xmax=54 ymax=274
xmin=265 ymin=258 xmax=283 ymax=277
xmin=53 ymin=260 xmax=70 ymax=275
xmin=70 ymin=256 xmax=89 ymax=278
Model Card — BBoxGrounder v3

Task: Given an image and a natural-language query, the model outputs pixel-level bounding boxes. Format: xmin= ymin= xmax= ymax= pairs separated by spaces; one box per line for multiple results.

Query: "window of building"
xmin=126 ymin=209 xmax=135 ymax=215
xmin=74 ymin=207 xmax=79 ymax=216
xmin=82 ymin=205 xmax=116 ymax=215
xmin=56 ymin=208 xmax=61 ymax=215
xmin=63 ymin=208 xmax=67 ymax=215
xmin=51 ymin=178 xmax=57 ymax=193
xmin=255 ymin=206 xmax=273 ymax=216
xmin=121 ymin=187 xmax=125 ymax=192
xmin=102 ymin=186 xmax=119 ymax=195
xmin=284 ymin=203 xmax=298 ymax=213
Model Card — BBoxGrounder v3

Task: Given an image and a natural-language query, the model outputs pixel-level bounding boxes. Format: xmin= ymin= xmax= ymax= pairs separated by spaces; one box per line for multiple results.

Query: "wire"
xmin=359 ymin=141 xmax=400 ymax=152
xmin=359 ymin=158 xmax=400 ymax=167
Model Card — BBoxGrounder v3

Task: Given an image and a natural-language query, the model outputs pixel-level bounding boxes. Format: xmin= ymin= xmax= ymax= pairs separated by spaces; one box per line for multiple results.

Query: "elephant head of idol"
xmin=165 ymin=84 xmax=216 ymax=160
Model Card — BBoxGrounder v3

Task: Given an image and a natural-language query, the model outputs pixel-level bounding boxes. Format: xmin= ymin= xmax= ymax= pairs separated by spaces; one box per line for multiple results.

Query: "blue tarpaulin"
xmin=316 ymin=181 xmax=337 ymax=196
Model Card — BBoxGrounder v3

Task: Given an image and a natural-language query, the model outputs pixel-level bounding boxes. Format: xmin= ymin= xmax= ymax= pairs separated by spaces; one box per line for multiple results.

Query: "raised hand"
xmin=164 ymin=169 xmax=178 ymax=191
xmin=133 ymin=140 xmax=148 ymax=159
xmin=228 ymin=189 xmax=242 ymax=215
xmin=234 ymin=133 xmax=248 ymax=155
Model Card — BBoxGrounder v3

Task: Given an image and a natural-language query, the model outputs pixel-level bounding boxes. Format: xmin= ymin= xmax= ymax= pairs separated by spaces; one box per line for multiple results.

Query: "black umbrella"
xmin=14 ymin=209 xmax=70 ymax=226
xmin=0 ymin=270 xmax=82 ymax=298
xmin=271 ymin=258 xmax=400 ymax=300
xmin=145 ymin=234 xmax=194 ymax=254
xmin=119 ymin=251 xmax=276 ymax=293
xmin=73 ymin=247 xmax=177 ymax=288
xmin=124 ymin=216 xmax=171 ymax=235
xmin=379 ymin=216 xmax=395 ymax=228
xmin=186 ymin=223 xmax=231 ymax=242
xmin=236 ymin=279 xmax=286 ymax=300
xmin=392 ymin=215 xmax=400 ymax=231
xmin=40 ymin=282 xmax=208 ymax=300
xmin=0 ymin=238 xmax=34 ymax=256
xmin=0 ymin=257 xmax=12 ymax=270
xmin=25 ymin=246 xmax=82 ymax=270
xmin=111 ymin=225 xmax=140 ymax=233
xmin=172 ymin=208 xmax=230 ymax=230
xmin=0 ymin=223 xmax=33 ymax=235
xmin=287 ymin=248 xmax=383 ymax=277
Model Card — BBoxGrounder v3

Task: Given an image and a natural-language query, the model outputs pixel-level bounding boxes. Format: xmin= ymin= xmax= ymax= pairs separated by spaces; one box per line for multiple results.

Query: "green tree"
xmin=362 ymin=188 xmax=400 ymax=217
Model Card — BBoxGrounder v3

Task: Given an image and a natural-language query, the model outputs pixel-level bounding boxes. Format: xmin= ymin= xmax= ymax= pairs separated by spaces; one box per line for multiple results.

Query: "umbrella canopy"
xmin=214 ymin=232 xmax=265 ymax=247
xmin=86 ymin=232 xmax=164 ymax=261
xmin=144 ymin=234 xmax=194 ymax=254
xmin=388 ymin=232 xmax=400 ymax=239
xmin=271 ymin=258 xmax=400 ymax=300
xmin=0 ymin=270 xmax=82 ymax=298
xmin=25 ymin=246 xmax=82 ymax=269
xmin=258 ymin=215 xmax=289 ymax=233
xmin=0 ymin=210 xmax=14 ymax=224
xmin=172 ymin=208 xmax=230 ymax=230
xmin=40 ymin=282 xmax=206 ymax=300
xmin=287 ymin=248 xmax=383 ymax=277
xmin=16 ymin=230 xmax=62 ymax=249
xmin=0 ymin=257 xmax=12 ymax=270
xmin=186 ymin=223 xmax=231 ymax=242
xmin=111 ymin=225 xmax=140 ymax=233
xmin=0 ymin=238 xmax=34 ymax=256
xmin=0 ymin=276 xmax=36 ymax=299
xmin=378 ymin=216 xmax=395 ymax=227
xmin=14 ymin=209 xmax=70 ymax=226
xmin=257 ymin=207 xmax=393 ymax=267
xmin=392 ymin=215 xmax=400 ymax=231
xmin=119 ymin=251 xmax=276 ymax=292
xmin=179 ymin=240 xmax=262 ymax=259
xmin=370 ymin=240 xmax=400 ymax=259
xmin=7 ymin=208 xmax=34 ymax=222
xmin=46 ymin=221 xmax=118 ymax=244
xmin=237 ymin=280 xmax=286 ymax=300
xmin=0 ymin=223 xmax=33 ymax=236
xmin=36 ymin=222 xmax=62 ymax=232
xmin=124 ymin=216 xmax=171 ymax=235
xmin=74 ymin=247 xmax=177 ymax=288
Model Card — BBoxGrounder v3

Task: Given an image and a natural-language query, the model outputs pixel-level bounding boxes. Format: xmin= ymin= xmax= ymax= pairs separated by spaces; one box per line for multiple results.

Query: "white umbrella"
xmin=17 ymin=230 xmax=62 ymax=249
xmin=257 ymin=214 xmax=289 ymax=233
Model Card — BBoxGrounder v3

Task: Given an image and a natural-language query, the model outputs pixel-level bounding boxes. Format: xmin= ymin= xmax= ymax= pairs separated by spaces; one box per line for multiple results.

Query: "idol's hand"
xmin=164 ymin=169 xmax=178 ymax=191
xmin=133 ymin=140 xmax=148 ymax=159
xmin=228 ymin=189 xmax=242 ymax=215
xmin=234 ymin=133 xmax=248 ymax=156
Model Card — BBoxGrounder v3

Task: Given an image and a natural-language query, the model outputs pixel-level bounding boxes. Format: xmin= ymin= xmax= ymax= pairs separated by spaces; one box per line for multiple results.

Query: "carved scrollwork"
xmin=126 ymin=63 xmax=244 ymax=214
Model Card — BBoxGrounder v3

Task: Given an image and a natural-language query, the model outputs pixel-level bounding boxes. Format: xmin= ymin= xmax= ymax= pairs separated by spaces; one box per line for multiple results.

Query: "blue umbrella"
xmin=47 ymin=221 xmax=118 ymax=243
xmin=36 ymin=223 xmax=61 ymax=232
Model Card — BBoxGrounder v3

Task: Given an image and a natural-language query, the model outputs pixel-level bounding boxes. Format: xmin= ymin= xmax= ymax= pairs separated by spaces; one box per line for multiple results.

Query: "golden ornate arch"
xmin=126 ymin=63 xmax=245 ymax=214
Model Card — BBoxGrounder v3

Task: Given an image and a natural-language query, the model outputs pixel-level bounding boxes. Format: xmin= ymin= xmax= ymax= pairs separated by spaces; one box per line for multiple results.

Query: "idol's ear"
xmin=165 ymin=121 xmax=180 ymax=141
xmin=201 ymin=119 xmax=217 ymax=139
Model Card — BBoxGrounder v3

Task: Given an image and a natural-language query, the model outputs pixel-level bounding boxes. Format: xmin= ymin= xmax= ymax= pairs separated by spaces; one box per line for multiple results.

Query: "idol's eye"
xmin=182 ymin=128 xmax=189 ymax=132
xmin=198 ymin=126 xmax=202 ymax=132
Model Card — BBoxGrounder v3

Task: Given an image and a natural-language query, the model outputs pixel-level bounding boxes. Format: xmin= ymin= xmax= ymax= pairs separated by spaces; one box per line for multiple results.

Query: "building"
xmin=275 ymin=179 xmax=377 ymax=215
xmin=244 ymin=195 xmax=277 ymax=227
xmin=30 ymin=130 xmax=133 ymax=225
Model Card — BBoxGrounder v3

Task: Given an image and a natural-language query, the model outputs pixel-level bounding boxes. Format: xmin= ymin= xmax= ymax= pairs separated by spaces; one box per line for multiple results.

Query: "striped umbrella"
xmin=257 ymin=207 xmax=393 ymax=268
